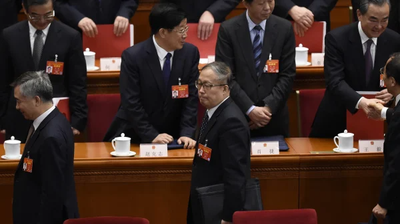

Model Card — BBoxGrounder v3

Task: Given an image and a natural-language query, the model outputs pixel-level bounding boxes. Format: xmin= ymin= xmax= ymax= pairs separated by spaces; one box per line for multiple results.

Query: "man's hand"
xmin=372 ymin=204 xmax=387 ymax=219
xmin=288 ymin=6 xmax=314 ymax=30
xmin=78 ymin=17 xmax=98 ymax=38
xmin=114 ymin=16 xmax=129 ymax=37
xmin=358 ymin=97 xmax=384 ymax=114
xmin=177 ymin=136 xmax=196 ymax=149
xmin=152 ymin=133 xmax=173 ymax=144
xmin=198 ymin=11 xmax=215 ymax=40
xmin=248 ymin=106 xmax=272 ymax=129
xmin=0 ymin=130 xmax=5 ymax=134
xmin=367 ymin=101 xmax=384 ymax=120
xmin=221 ymin=220 xmax=232 ymax=224
xmin=293 ymin=22 xmax=307 ymax=37
xmin=72 ymin=127 xmax=80 ymax=135
xmin=375 ymin=89 xmax=393 ymax=104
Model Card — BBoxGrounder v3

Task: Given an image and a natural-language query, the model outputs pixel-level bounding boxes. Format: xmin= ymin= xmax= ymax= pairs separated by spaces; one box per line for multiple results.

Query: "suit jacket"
xmin=54 ymin=0 xmax=138 ymax=30
xmin=13 ymin=108 xmax=79 ymax=224
xmin=216 ymin=14 xmax=296 ymax=137
xmin=188 ymin=97 xmax=251 ymax=223
xmin=0 ymin=0 xmax=21 ymax=31
xmin=273 ymin=0 xmax=338 ymax=31
xmin=378 ymin=103 xmax=400 ymax=211
xmin=104 ymin=37 xmax=199 ymax=143
xmin=310 ymin=23 xmax=400 ymax=138
xmin=0 ymin=20 xmax=88 ymax=142
xmin=160 ymin=0 xmax=240 ymax=23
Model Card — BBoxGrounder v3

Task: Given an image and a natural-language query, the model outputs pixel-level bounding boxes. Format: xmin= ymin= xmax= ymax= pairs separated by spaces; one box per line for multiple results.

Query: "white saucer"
xmin=1 ymin=154 xmax=22 ymax=160
xmin=333 ymin=148 xmax=358 ymax=153
xmin=110 ymin=151 xmax=136 ymax=157
xmin=296 ymin=62 xmax=312 ymax=67
xmin=87 ymin=66 xmax=100 ymax=71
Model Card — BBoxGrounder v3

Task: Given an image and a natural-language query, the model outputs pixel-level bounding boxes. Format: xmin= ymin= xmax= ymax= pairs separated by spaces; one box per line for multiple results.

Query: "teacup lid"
xmin=338 ymin=129 xmax=354 ymax=137
xmin=296 ymin=43 xmax=309 ymax=52
xmin=4 ymin=136 xmax=21 ymax=144
xmin=114 ymin=133 xmax=131 ymax=141
xmin=83 ymin=48 xmax=95 ymax=56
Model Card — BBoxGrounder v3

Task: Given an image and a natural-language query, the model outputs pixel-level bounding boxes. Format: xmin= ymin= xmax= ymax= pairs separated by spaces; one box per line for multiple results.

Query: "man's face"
xmin=164 ymin=19 xmax=188 ymax=51
xmin=24 ymin=0 xmax=54 ymax=30
xmin=244 ymin=0 xmax=275 ymax=24
xmin=357 ymin=3 xmax=389 ymax=38
xmin=14 ymin=86 xmax=37 ymax=120
xmin=197 ymin=68 xmax=227 ymax=109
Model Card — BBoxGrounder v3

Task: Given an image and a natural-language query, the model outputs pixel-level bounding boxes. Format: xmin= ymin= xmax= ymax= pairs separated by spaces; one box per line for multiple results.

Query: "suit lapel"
xmin=145 ymin=38 xmax=165 ymax=96
xmin=259 ymin=16 xmax=278 ymax=75
xmin=19 ymin=21 xmax=35 ymax=69
xmin=39 ymin=21 xmax=60 ymax=67
xmin=236 ymin=13 xmax=258 ymax=82
xmin=349 ymin=24 xmax=366 ymax=88
xmin=201 ymin=98 xmax=232 ymax=140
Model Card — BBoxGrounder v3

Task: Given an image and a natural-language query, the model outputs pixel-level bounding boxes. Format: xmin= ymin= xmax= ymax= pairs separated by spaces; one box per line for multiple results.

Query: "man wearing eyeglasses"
xmin=0 ymin=0 xmax=88 ymax=143
xmin=310 ymin=0 xmax=400 ymax=138
xmin=104 ymin=3 xmax=199 ymax=148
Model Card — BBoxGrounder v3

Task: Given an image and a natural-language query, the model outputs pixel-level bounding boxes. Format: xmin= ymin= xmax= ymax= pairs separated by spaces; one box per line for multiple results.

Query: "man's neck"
xmin=154 ymin=35 xmax=173 ymax=52
xmin=33 ymin=103 xmax=53 ymax=120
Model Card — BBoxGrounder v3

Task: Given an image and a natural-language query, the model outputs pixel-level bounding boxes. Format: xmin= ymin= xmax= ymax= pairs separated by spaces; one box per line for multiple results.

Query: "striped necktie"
xmin=253 ymin=25 xmax=262 ymax=76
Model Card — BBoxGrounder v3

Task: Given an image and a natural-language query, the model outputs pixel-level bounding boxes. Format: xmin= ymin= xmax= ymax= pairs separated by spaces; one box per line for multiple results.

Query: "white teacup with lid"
xmin=4 ymin=136 xmax=21 ymax=159
xmin=333 ymin=129 xmax=354 ymax=152
xmin=83 ymin=48 xmax=96 ymax=69
xmin=111 ymin=133 xmax=131 ymax=155
xmin=295 ymin=43 xmax=309 ymax=66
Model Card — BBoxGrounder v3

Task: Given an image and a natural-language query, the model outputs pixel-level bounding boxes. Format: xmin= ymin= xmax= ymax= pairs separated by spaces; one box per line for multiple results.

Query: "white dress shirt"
xmin=33 ymin=106 xmax=56 ymax=131
xmin=207 ymin=96 xmax=230 ymax=120
xmin=152 ymin=35 xmax=174 ymax=70
xmin=381 ymin=94 xmax=400 ymax=119
xmin=28 ymin=22 xmax=51 ymax=55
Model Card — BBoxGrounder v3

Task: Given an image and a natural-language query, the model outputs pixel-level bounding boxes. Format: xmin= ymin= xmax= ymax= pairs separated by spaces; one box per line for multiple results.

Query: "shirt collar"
xmin=358 ymin=22 xmax=378 ymax=46
xmin=152 ymin=35 xmax=174 ymax=61
xmin=28 ymin=21 xmax=51 ymax=38
xmin=33 ymin=105 xmax=55 ymax=131
xmin=246 ymin=10 xmax=266 ymax=32
xmin=207 ymin=96 xmax=230 ymax=119
xmin=396 ymin=94 xmax=400 ymax=106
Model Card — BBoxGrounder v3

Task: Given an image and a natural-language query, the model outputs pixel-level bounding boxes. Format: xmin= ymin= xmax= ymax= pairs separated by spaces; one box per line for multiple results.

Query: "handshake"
xmin=360 ymin=98 xmax=385 ymax=120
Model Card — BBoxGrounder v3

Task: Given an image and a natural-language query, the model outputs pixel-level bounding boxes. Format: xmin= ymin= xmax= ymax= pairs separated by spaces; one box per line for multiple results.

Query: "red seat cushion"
xmin=64 ymin=217 xmax=149 ymax=224
xmin=233 ymin=209 xmax=317 ymax=224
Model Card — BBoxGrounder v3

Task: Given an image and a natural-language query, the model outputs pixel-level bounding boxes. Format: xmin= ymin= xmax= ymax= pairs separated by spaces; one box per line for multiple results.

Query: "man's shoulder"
xmin=52 ymin=20 xmax=81 ymax=37
xmin=3 ymin=21 xmax=26 ymax=37
xmin=123 ymin=38 xmax=150 ymax=56
xmin=327 ymin=22 xmax=356 ymax=39
xmin=381 ymin=27 xmax=400 ymax=41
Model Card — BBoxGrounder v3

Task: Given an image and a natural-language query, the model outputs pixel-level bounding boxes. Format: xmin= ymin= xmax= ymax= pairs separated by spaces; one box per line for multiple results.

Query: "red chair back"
xmin=297 ymin=89 xmax=325 ymax=137
xmin=233 ymin=209 xmax=317 ymax=224
xmin=87 ymin=94 xmax=121 ymax=142
xmin=292 ymin=21 xmax=326 ymax=53
xmin=185 ymin=23 xmax=220 ymax=58
xmin=64 ymin=217 xmax=149 ymax=224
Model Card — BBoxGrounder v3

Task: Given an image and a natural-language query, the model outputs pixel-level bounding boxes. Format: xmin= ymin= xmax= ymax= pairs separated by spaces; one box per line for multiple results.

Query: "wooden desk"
xmin=0 ymin=138 xmax=382 ymax=224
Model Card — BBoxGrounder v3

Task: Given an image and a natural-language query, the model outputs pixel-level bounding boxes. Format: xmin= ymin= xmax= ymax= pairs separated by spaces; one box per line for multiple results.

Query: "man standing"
xmin=13 ymin=71 xmax=79 ymax=224
xmin=188 ymin=62 xmax=251 ymax=224
xmin=216 ymin=0 xmax=296 ymax=137
xmin=104 ymin=3 xmax=198 ymax=148
xmin=368 ymin=53 xmax=400 ymax=224
xmin=310 ymin=0 xmax=400 ymax=138
xmin=0 ymin=0 xmax=88 ymax=142
xmin=54 ymin=0 xmax=138 ymax=37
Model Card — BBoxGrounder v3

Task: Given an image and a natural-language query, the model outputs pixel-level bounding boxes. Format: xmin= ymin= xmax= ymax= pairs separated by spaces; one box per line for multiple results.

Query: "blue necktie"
xmin=163 ymin=53 xmax=172 ymax=88
xmin=365 ymin=39 xmax=373 ymax=85
xmin=253 ymin=25 xmax=262 ymax=76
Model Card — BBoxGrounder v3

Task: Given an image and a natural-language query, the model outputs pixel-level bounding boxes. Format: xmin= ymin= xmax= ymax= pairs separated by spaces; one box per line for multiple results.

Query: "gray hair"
xmin=202 ymin=61 xmax=232 ymax=86
xmin=13 ymin=71 xmax=53 ymax=103
xmin=359 ymin=0 xmax=390 ymax=15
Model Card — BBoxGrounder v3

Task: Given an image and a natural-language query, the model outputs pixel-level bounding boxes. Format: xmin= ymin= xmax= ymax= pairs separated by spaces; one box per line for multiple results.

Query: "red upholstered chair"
xmin=233 ymin=209 xmax=317 ymax=224
xmin=292 ymin=21 xmax=326 ymax=53
xmin=63 ymin=217 xmax=149 ymax=224
xmin=185 ymin=23 xmax=220 ymax=58
xmin=87 ymin=94 xmax=121 ymax=142
xmin=296 ymin=89 xmax=325 ymax=137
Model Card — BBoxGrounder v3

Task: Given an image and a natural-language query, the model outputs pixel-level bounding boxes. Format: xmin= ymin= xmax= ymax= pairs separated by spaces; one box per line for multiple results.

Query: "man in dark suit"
xmin=310 ymin=0 xmax=400 ymax=138
xmin=161 ymin=0 xmax=240 ymax=40
xmin=273 ymin=0 xmax=337 ymax=36
xmin=0 ymin=0 xmax=88 ymax=142
xmin=54 ymin=0 xmax=138 ymax=37
xmin=368 ymin=53 xmax=400 ymax=224
xmin=187 ymin=61 xmax=251 ymax=224
xmin=104 ymin=3 xmax=198 ymax=148
xmin=216 ymin=0 xmax=296 ymax=137
xmin=13 ymin=71 xmax=79 ymax=224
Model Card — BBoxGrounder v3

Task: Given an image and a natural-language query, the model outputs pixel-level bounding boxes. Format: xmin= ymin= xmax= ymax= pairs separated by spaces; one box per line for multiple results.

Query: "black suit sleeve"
xmin=220 ymin=117 xmax=249 ymax=222
xmin=119 ymin=50 xmax=159 ymax=142
xmin=216 ymin=24 xmax=255 ymax=113
xmin=206 ymin=0 xmax=241 ymax=22
xmin=66 ymin=32 xmax=88 ymax=131
xmin=179 ymin=48 xmax=199 ymax=138
xmin=117 ymin=0 xmax=138 ymax=20
xmin=274 ymin=0 xmax=337 ymax=21
xmin=38 ymin=136 xmax=68 ymax=224
xmin=0 ymin=30 xmax=14 ymax=130
xmin=262 ymin=23 xmax=296 ymax=114
xmin=324 ymin=32 xmax=361 ymax=114
xmin=54 ymin=0 xmax=86 ymax=28
xmin=386 ymin=108 xmax=394 ymax=124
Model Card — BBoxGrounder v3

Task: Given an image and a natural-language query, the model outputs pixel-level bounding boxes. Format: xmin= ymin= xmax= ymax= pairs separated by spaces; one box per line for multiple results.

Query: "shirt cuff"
xmin=246 ymin=105 xmax=256 ymax=115
xmin=381 ymin=107 xmax=388 ymax=120
xmin=355 ymin=97 xmax=364 ymax=109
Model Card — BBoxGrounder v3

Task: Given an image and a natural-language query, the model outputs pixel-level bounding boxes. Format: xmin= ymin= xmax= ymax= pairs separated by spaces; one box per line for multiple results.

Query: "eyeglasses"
xmin=195 ymin=80 xmax=227 ymax=91
xmin=173 ymin=25 xmax=189 ymax=35
xmin=380 ymin=67 xmax=385 ymax=74
xmin=27 ymin=10 xmax=55 ymax=22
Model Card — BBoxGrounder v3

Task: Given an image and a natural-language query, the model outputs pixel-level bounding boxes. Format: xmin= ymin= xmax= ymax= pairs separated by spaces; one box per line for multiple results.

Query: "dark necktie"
xmin=253 ymin=25 xmax=262 ymax=76
xmin=365 ymin=39 xmax=373 ymax=85
xmin=163 ymin=53 xmax=172 ymax=88
xmin=25 ymin=124 xmax=35 ymax=144
xmin=33 ymin=30 xmax=44 ymax=70
xmin=199 ymin=112 xmax=209 ymax=141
